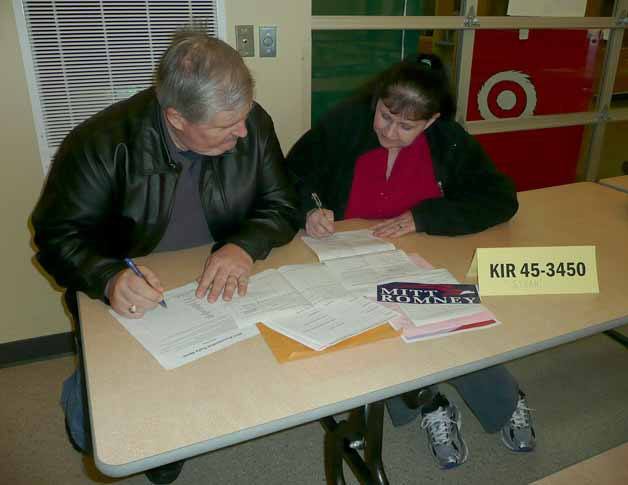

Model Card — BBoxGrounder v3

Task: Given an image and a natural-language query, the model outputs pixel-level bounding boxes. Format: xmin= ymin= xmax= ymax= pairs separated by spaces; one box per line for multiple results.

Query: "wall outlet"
xmin=235 ymin=25 xmax=255 ymax=57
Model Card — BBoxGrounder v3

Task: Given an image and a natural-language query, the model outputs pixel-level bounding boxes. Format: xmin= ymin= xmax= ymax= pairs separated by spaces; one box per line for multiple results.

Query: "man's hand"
xmin=196 ymin=243 xmax=253 ymax=303
xmin=305 ymin=208 xmax=335 ymax=238
xmin=371 ymin=211 xmax=416 ymax=238
xmin=108 ymin=265 xmax=165 ymax=318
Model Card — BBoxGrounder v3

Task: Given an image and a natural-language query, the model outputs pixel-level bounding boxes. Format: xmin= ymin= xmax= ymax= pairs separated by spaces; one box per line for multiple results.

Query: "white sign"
xmin=508 ymin=0 xmax=587 ymax=17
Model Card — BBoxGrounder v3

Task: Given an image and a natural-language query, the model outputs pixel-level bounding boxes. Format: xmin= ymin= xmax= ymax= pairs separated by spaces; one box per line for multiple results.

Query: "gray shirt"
xmin=153 ymin=113 xmax=214 ymax=252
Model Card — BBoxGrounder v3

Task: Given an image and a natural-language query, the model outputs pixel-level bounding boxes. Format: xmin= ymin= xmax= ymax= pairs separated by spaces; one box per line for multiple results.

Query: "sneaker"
xmin=501 ymin=391 xmax=536 ymax=452
xmin=420 ymin=394 xmax=469 ymax=469
xmin=144 ymin=460 xmax=185 ymax=484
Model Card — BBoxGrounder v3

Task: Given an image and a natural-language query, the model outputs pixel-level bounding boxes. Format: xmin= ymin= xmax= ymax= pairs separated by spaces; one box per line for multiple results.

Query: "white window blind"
xmin=14 ymin=0 xmax=225 ymax=173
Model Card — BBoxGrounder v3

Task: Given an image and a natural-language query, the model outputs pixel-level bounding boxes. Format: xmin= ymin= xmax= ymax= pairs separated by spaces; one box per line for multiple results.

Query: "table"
xmin=595 ymin=176 xmax=628 ymax=347
xmin=78 ymin=182 xmax=628 ymax=480
xmin=599 ymin=175 xmax=628 ymax=193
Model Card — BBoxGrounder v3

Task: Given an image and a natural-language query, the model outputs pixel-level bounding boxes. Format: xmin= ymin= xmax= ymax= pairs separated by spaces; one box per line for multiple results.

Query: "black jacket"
xmin=286 ymin=95 xmax=518 ymax=235
xmin=32 ymin=88 xmax=298 ymax=300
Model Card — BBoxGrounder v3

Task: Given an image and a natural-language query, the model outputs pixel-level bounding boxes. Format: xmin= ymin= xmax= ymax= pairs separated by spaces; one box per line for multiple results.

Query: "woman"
xmin=286 ymin=55 xmax=535 ymax=469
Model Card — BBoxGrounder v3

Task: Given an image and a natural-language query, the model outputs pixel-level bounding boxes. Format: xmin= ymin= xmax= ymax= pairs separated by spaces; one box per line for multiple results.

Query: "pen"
xmin=123 ymin=258 xmax=168 ymax=308
xmin=311 ymin=192 xmax=323 ymax=212
xmin=311 ymin=192 xmax=334 ymax=236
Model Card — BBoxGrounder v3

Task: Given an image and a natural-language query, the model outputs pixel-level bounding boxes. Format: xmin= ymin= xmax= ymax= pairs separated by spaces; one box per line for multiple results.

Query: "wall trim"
xmin=0 ymin=332 xmax=75 ymax=367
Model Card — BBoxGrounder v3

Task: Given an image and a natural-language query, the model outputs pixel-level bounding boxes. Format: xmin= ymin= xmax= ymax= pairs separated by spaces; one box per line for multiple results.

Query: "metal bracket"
xmin=464 ymin=6 xmax=480 ymax=28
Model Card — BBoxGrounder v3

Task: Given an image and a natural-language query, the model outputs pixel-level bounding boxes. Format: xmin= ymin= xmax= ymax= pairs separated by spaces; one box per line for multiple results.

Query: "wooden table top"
xmin=78 ymin=182 xmax=628 ymax=476
xmin=599 ymin=175 xmax=628 ymax=193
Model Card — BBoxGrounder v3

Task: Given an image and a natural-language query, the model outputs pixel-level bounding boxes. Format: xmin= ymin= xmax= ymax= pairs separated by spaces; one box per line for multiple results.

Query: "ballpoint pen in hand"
xmin=311 ymin=192 xmax=324 ymax=213
xmin=311 ymin=192 xmax=334 ymax=236
xmin=123 ymin=258 xmax=168 ymax=308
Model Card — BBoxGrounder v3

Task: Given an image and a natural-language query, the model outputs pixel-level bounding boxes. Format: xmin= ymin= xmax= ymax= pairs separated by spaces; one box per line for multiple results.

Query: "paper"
xmin=279 ymin=263 xmax=351 ymax=304
xmin=378 ymin=269 xmax=497 ymax=335
xmin=227 ymin=269 xmax=310 ymax=325
xmin=324 ymin=249 xmax=431 ymax=296
xmin=111 ymin=283 xmax=259 ymax=370
xmin=401 ymin=319 xmax=500 ymax=343
xmin=474 ymin=246 xmax=599 ymax=296
xmin=302 ymin=229 xmax=395 ymax=261
xmin=262 ymin=296 xmax=398 ymax=350
xmin=229 ymin=263 xmax=398 ymax=351
xmin=507 ymin=0 xmax=586 ymax=17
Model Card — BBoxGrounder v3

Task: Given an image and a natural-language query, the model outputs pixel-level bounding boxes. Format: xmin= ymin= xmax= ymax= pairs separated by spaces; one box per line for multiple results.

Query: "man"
xmin=31 ymin=26 xmax=298 ymax=484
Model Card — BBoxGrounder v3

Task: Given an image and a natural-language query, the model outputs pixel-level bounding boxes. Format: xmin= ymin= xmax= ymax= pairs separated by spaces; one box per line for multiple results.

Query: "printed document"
xmin=302 ymin=229 xmax=395 ymax=261
xmin=231 ymin=263 xmax=399 ymax=350
xmin=111 ymin=283 xmax=259 ymax=370
xmin=324 ymin=249 xmax=431 ymax=296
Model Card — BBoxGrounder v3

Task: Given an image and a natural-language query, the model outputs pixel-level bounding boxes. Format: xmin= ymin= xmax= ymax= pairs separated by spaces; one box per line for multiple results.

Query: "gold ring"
xmin=129 ymin=304 xmax=137 ymax=314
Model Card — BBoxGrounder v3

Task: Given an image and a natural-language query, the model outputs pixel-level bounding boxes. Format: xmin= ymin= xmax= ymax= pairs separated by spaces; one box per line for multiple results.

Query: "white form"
xmin=302 ymin=229 xmax=395 ymax=261
xmin=262 ymin=296 xmax=399 ymax=351
xmin=278 ymin=263 xmax=349 ymax=304
xmin=263 ymin=264 xmax=399 ymax=350
xmin=111 ymin=282 xmax=258 ymax=370
xmin=227 ymin=269 xmax=310 ymax=326
xmin=323 ymin=249 xmax=431 ymax=296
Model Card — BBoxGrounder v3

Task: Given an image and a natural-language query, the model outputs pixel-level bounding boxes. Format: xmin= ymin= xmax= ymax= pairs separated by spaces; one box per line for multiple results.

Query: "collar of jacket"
xmin=132 ymin=98 xmax=181 ymax=176
xmin=132 ymin=95 xmax=240 ymax=176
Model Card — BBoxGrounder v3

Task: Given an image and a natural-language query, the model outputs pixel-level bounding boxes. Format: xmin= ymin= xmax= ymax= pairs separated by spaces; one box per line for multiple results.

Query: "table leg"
xmin=604 ymin=330 xmax=628 ymax=348
xmin=320 ymin=401 xmax=389 ymax=485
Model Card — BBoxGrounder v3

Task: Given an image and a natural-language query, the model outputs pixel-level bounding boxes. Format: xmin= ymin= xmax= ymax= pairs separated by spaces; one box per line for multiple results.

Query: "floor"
xmin=2 ymin=327 xmax=627 ymax=485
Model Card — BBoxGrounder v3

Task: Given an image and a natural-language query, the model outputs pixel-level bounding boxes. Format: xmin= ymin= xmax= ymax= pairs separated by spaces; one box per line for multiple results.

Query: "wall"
xmin=224 ymin=1 xmax=310 ymax=153
xmin=0 ymin=0 xmax=309 ymax=345
xmin=0 ymin=0 xmax=70 ymax=344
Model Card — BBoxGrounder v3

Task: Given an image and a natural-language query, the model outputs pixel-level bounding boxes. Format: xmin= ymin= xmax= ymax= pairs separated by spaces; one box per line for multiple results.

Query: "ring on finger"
xmin=129 ymin=304 xmax=137 ymax=314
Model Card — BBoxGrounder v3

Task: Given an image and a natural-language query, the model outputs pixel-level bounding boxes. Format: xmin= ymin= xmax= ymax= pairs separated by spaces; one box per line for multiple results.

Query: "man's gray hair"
xmin=156 ymin=26 xmax=254 ymax=123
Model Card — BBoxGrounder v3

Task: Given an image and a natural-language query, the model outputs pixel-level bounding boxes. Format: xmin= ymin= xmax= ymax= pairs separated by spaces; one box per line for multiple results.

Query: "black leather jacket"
xmin=32 ymin=88 xmax=298 ymax=300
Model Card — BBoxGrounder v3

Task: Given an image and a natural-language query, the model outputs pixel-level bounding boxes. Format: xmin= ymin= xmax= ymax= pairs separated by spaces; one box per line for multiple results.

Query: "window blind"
xmin=14 ymin=0 xmax=224 ymax=173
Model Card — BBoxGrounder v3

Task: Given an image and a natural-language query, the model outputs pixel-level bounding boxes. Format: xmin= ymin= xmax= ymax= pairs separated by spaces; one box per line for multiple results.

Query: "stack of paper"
xmin=302 ymin=229 xmax=499 ymax=342
xmin=231 ymin=264 xmax=399 ymax=351
xmin=112 ymin=262 xmax=400 ymax=368
xmin=380 ymin=269 xmax=500 ymax=342
xmin=111 ymin=229 xmax=500 ymax=369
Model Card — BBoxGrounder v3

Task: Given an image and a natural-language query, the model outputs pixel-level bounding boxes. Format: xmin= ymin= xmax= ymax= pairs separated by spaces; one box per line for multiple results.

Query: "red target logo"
xmin=477 ymin=70 xmax=537 ymax=120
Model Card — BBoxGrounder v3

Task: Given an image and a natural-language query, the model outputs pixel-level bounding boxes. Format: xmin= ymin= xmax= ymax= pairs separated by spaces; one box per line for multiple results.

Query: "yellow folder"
xmin=257 ymin=322 xmax=400 ymax=363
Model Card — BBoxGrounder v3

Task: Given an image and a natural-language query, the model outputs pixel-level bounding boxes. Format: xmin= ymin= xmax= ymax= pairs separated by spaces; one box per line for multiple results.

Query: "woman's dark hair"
xmin=368 ymin=54 xmax=456 ymax=120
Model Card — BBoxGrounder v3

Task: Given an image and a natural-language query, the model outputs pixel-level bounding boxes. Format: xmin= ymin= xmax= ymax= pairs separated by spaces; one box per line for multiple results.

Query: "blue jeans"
xmin=60 ymin=347 xmax=92 ymax=453
xmin=385 ymin=364 xmax=519 ymax=433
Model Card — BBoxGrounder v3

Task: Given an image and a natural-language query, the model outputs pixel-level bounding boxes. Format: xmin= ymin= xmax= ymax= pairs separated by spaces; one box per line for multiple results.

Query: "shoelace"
xmin=510 ymin=397 xmax=534 ymax=429
xmin=420 ymin=407 xmax=457 ymax=445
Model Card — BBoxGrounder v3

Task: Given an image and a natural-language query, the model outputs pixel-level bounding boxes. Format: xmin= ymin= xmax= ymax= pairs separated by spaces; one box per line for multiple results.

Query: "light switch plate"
xmin=235 ymin=25 xmax=254 ymax=57
xmin=259 ymin=26 xmax=277 ymax=57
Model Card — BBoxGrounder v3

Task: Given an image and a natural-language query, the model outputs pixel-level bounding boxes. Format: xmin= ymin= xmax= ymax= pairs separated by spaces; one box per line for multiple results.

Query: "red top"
xmin=344 ymin=133 xmax=442 ymax=220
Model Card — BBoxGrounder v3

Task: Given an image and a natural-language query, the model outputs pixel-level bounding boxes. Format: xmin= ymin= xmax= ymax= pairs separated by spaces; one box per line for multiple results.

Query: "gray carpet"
xmin=2 ymin=327 xmax=627 ymax=485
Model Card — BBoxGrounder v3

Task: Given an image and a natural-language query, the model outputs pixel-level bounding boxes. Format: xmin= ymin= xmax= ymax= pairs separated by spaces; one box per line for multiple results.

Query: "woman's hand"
xmin=305 ymin=208 xmax=335 ymax=238
xmin=371 ymin=211 xmax=416 ymax=238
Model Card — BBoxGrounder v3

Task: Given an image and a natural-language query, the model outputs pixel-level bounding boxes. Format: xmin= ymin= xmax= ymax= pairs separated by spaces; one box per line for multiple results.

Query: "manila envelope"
xmin=257 ymin=322 xmax=400 ymax=363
